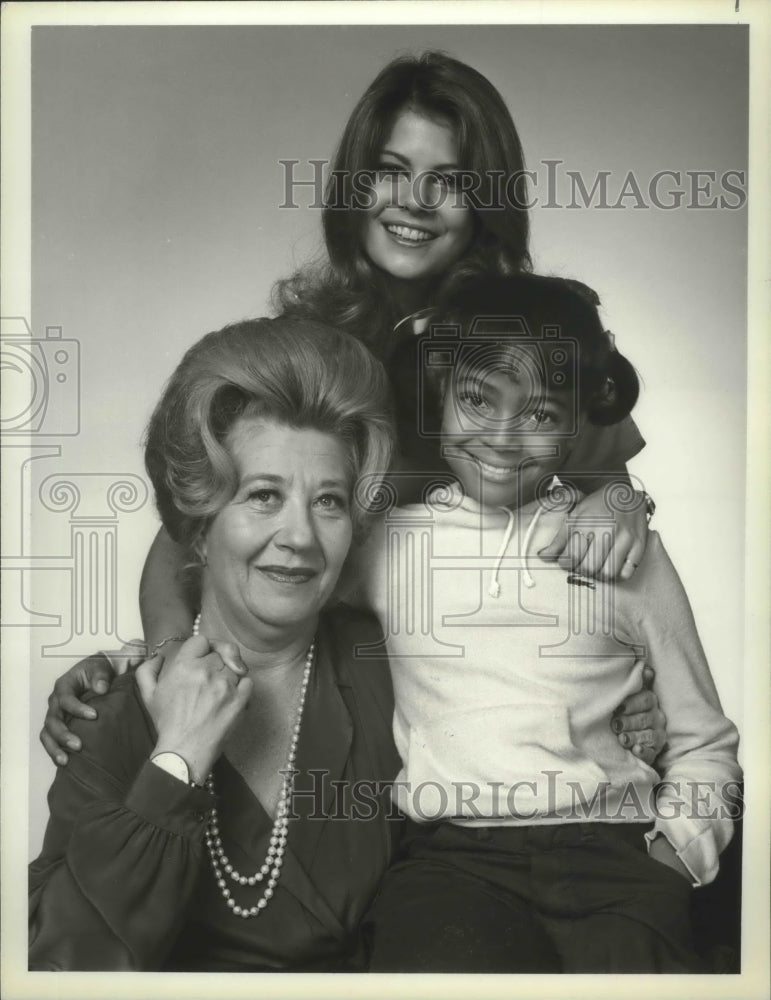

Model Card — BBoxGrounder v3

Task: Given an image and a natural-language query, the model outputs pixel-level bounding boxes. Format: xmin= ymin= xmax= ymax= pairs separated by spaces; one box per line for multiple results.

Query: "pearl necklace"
xmin=193 ymin=613 xmax=314 ymax=919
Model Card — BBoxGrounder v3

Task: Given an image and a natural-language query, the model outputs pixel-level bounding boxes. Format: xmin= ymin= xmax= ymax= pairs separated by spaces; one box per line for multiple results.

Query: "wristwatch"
xmin=150 ymin=751 xmax=201 ymax=788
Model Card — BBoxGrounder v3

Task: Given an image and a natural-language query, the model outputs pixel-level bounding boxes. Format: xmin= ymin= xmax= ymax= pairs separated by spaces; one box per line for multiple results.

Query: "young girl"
xmin=40 ymin=52 xmax=661 ymax=768
xmin=356 ymin=274 xmax=741 ymax=973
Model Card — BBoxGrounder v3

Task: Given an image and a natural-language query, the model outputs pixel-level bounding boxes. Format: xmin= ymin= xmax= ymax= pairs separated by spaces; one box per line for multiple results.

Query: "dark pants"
xmin=365 ymin=820 xmax=704 ymax=973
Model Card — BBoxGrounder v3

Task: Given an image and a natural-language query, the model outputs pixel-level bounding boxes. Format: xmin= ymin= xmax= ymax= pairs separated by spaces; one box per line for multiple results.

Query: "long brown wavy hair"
xmin=273 ymin=51 xmax=533 ymax=363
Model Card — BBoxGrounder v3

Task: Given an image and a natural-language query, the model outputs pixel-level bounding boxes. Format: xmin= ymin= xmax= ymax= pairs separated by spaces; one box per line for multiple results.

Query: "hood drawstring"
xmin=488 ymin=477 xmax=561 ymax=599
xmin=488 ymin=508 xmax=514 ymax=598
xmin=520 ymin=504 xmax=546 ymax=590
xmin=487 ymin=506 xmax=516 ymax=598
xmin=488 ymin=503 xmax=546 ymax=598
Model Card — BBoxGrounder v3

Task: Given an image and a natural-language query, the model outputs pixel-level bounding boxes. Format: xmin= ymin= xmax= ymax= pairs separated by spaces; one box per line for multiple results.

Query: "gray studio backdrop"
xmin=25 ymin=24 xmax=747 ymax=855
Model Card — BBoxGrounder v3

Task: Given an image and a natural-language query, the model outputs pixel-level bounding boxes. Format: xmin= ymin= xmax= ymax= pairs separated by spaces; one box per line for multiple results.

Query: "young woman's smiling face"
xmin=441 ymin=353 xmax=580 ymax=509
xmin=363 ymin=109 xmax=474 ymax=287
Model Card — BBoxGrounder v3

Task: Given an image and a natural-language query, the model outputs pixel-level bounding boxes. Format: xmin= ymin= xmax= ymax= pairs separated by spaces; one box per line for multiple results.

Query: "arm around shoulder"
xmin=140 ymin=526 xmax=197 ymax=647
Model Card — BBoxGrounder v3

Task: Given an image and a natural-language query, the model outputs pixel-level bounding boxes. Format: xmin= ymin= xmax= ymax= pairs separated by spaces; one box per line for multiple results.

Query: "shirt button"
xmin=476 ymin=828 xmax=492 ymax=842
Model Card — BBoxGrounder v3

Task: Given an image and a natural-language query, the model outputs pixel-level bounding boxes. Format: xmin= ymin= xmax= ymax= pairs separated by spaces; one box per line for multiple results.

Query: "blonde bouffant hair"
xmin=144 ymin=317 xmax=395 ymax=554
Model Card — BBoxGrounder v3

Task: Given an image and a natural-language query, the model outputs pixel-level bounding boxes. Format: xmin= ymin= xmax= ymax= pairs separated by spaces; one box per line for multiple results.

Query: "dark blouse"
xmin=29 ymin=606 xmax=402 ymax=971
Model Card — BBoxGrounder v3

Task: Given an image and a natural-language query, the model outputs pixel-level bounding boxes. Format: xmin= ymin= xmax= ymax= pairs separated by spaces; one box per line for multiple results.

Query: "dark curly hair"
xmin=391 ymin=274 xmax=640 ymax=468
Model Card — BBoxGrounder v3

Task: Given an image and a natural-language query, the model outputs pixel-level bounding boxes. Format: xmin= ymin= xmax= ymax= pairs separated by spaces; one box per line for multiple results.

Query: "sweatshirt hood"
xmin=426 ymin=476 xmax=565 ymax=598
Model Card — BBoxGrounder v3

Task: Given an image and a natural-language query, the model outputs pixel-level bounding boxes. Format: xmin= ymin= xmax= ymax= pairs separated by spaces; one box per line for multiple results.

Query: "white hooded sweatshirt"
xmin=354 ymin=483 xmax=741 ymax=887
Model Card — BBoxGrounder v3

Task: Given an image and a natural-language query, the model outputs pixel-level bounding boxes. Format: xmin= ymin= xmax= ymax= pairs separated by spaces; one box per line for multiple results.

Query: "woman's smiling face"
xmin=362 ymin=109 xmax=474 ymax=286
xmin=200 ymin=417 xmax=354 ymax=638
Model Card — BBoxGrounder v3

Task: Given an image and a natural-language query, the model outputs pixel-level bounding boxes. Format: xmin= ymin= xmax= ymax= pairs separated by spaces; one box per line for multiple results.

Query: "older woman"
xmin=29 ymin=318 xmax=402 ymax=971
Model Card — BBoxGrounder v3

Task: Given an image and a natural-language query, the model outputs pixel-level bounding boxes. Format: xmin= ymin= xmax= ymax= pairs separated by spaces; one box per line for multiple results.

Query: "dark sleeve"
xmin=28 ymin=682 xmax=214 ymax=970
xmin=561 ymin=416 xmax=646 ymax=479
xmin=387 ymin=335 xmax=445 ymax=471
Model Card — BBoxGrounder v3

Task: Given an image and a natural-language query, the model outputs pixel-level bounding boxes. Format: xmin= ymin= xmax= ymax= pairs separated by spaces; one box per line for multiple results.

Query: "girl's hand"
xmin=40 ymin=654 xmax=118 ymax=766
xmin=611 ymin=665 xmax=667 ymax=766
xmin=538 ymin=487 xmax=649 ymax=581
xmin=138 ymin=635 xmax=252 ymax=785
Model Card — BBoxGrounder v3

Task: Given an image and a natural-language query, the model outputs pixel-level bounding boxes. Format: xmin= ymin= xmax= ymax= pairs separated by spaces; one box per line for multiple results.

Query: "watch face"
xmin=151 ymin=752 xmax=190 ymax=785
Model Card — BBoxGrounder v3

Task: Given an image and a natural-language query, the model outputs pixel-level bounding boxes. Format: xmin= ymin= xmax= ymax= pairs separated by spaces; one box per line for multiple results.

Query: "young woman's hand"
xmin=39 ymin=636 xmax=248 ymax=765
xmin=539 ymin=487 xmax=649 ymax=581
xmin=39 ymin=642 xmax=146 ymax=765
xmin=40 ymin=653 xmax=119 ymax=766
xmin=611 ymin=665 xmax=667 ymax=766
xmin=137 ymin=635 xmax=252 ymax=785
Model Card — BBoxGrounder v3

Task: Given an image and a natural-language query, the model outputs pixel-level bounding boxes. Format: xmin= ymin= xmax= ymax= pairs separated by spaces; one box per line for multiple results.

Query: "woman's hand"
xmin=539 ymin=487 xmax=649 ymax=581
xmin=40 ymin=654 xmax=121 ymax=766
xmin=611 ymin=665 xmax=667 ymax=766
xmin=137 ymin=635 xmax=252 ymax=785
xmin=648 ymin=834 xmax=693 ymax=883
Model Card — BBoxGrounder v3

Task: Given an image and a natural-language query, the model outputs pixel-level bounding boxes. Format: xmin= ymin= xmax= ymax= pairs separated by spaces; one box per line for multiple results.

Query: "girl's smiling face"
xmin=441 ymin=351 xmax=581 ymax=509
xmin=362 ymin=109 xmax=474 ymax=288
